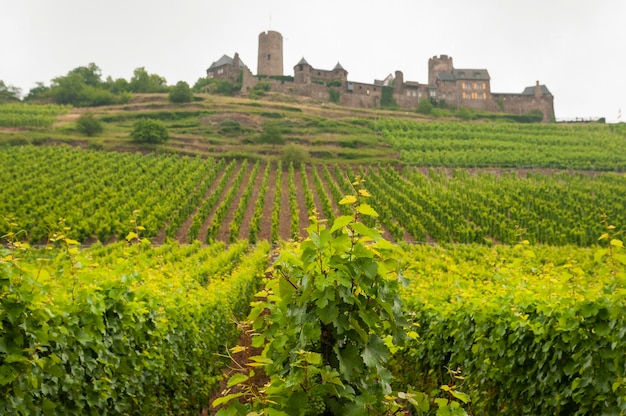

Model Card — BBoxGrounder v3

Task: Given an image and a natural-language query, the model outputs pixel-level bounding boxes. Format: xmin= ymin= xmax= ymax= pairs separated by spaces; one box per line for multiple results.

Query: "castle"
xmin=206 ymin=30 xmax=555 ymax=122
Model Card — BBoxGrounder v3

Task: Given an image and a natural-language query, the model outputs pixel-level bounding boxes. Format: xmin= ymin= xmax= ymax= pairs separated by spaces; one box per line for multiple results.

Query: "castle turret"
xmin=394 ymin=70 xmax=404 ymax=92
xmin=428 ymin=55 xmax=454 ymax=85
xmin=257 ymin=30 xmax=283 ymax=76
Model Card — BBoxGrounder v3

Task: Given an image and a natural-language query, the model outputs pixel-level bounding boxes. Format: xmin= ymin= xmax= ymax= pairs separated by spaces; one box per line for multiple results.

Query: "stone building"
xmin=205 ymin=31 xmax=555 ymax=121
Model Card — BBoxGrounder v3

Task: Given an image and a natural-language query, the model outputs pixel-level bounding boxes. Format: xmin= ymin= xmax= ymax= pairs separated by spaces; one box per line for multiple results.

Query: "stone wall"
xmin=492 ymin=93 xmax=555 ymax=122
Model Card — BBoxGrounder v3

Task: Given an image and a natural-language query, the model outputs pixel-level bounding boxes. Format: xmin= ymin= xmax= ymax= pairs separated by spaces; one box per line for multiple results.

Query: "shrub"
xmin=130 ymin=118 xmax=169 ymax=144
xmin=416 ymin=98 xmax=434 ymax=115
xmin=281 ymin=143 xmax=310 ymax=166
xmin=258 ymin=122 xmax=284 ymax=146
xmin=168 ymin=81 xmax=194 ymax=103
xmin=75 ymin=112 xmax=103 ymax=136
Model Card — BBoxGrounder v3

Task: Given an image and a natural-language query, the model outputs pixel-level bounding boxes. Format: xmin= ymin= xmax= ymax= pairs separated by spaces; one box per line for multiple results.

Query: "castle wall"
xmin=492 ymin=93 xmax=555 ymax=121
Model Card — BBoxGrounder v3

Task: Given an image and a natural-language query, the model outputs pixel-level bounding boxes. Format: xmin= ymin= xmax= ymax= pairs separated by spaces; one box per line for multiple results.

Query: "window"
xmin=217 ymin=68 xmax=224 ymax=75
xmin=267 ymin=54 xmax=271 ymax=61
xmin=299 ymin=64 xmax=303 ymax=71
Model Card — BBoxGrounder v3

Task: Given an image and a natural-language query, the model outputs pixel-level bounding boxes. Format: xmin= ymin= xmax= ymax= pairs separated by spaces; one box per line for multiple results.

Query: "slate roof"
xmin=297 ymin=57 xmax=310 ymax=66
xmin=521 ymin=84 xmax=552 ymax=95
xmin=453 ymin=69 xmax=490 ymax=80
xmin=207 ymin=55 xmax=234 ymax=71
xmin=437 ymin=69 xmax=491 ymax=81
xmin=334 ymin=62 xmax=347 ymax=71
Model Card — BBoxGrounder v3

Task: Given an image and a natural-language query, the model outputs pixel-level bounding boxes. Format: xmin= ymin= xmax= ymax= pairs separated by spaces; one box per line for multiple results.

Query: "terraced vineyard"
xmin=2 ymin=145 xmax=625 ymax=247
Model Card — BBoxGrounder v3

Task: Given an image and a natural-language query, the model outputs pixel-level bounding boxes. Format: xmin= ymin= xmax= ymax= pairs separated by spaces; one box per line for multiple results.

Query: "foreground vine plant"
xmin=214 ymin=179 xmax=439 ymax=415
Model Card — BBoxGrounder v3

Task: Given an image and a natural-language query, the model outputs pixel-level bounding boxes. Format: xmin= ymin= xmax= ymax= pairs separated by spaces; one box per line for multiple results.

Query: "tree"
xmin=129 ymin=67 xmax=168 ymax=93
xmin=168 ymin=81 xmax=194 ymax=103
xmin=0 ymin=81 xmax=21 ymax=102
xmin=75 ymin=112 xmax=104 ymax=137
xmin=130 ymin=118 xmax=169 ymax=144
xmin=24 ymin=82 xmax=51 ymax=102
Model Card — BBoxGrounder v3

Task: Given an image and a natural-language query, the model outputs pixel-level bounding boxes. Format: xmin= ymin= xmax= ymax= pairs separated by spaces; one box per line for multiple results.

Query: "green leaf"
xmin=330 ymin=215 xmax=354 ymax=233
xmin=339 ymin=195 xmax=357 ymax=205
xmin=356 ymin=203 xmax=379 ymax=217
xmin=361 ymin=335 xmax=388 ymax=370
xmin=227 ymin=372 xmax=250 ymax=387
xmin=450 ymin=390 xmax=471 ymax=404
xmin=610 ymin=238 xmax=624 ymax=248
xmin=212 ymin=392 xmax=244 ymax=407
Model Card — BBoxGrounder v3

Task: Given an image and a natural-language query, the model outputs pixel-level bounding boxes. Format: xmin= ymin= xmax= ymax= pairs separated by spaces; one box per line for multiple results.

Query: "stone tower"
xmin=428 ymin=55 xmax=454 ymax=85
xmin=257 ymin=30 xmax=283 ymax=76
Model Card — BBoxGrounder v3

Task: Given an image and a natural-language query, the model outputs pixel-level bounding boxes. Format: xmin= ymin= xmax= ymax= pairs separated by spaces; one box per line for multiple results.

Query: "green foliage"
xmin=377 ymin=118 xmax=626 ymax=170
xmin=0 ymin=103 xmax=69 ymax=128
xmin=399 ymin=236 xmax=626 ymax=415
xmin=282 ymin=143 xmax=310 ymax=166
xmin=75 ymin=112 xmax=104 ymax=136
xmin=380 ymin=86 xmax=397 ymax=109
xmin=328 ymin=88 xmax=340 ymax=104
xmin=129 ymin=67 xmax=168 ymax=93
xmin=23 ymin=82 xmax=51 ymax=102
xmin=218 ymin=119 xmax=244 ymax=136
xmin=0 ymin=224 xmax=271 ymax=415
xmin=416 ymin=98 xmax=434 ymax=115
xmin=258 ymin=122 xmax=284 ymax=146
xmin=168 ymin=81 xmax=194 ymax=103
xmin=130 ymin=118 xmax=169 ymax=144
xmin=216 ymin=185 xmax=416 ymax=415
xmin=48 ymin=63 xmax=130 ymax=107
xmin=0 ymin=81 xmax=21 ymax=103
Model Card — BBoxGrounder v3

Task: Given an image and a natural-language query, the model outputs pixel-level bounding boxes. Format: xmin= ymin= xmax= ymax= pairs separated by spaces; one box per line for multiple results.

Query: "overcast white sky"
xmin=2 ymin=0 xmax=625 ymax=121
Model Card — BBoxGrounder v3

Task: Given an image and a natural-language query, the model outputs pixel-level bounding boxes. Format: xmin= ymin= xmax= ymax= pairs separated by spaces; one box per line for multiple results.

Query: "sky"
xmin=2 ymin=0 xmax=625 ymax=121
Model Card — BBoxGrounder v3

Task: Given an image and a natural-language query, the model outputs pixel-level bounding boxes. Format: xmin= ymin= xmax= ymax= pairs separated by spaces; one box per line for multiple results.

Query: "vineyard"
xmin=1 ymin=97 xmax=626 ymax=415
xmin=2 ymin=145 xmax=626 ymax=247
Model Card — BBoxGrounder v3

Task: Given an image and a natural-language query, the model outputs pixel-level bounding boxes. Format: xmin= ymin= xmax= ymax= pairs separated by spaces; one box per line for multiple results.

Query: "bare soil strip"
xmin=237 ymin=161 xmax=267 ymax=241
xmin=198 ymin=161 xmax=242 ymax=243
xmin=215 ymin=163 xmax=252 ymax=242
xmin=258 ymin=163 xmax=277 ymax=241
xmin=174 ymin=166 xmax=228 ymax=243
xmin=293 ymin=168 xmax=310 ymax=238
xmin=278 ymin=169 xmax=291 ymax=240
xmin=305 ymin=165 xmax=326 ymax=221
xmin=313 ymin=164 xmax=343 ymax=219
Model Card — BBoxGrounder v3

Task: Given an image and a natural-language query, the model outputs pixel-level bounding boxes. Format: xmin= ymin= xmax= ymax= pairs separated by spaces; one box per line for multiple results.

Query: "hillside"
xmin=2 ymin=93 xmax=625 ymax=168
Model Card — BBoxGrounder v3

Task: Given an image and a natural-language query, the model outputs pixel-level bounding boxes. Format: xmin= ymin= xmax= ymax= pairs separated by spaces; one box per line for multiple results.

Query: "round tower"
xmin=257 ymin=30 xmax=283 ymax=76
xmin=428 ymin=55 xmax=454 ymax=85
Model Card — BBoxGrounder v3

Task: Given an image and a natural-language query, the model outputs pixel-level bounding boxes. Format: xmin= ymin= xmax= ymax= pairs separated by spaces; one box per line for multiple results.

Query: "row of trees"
xmin=1 ymin=63 xmax=195 ymax=107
